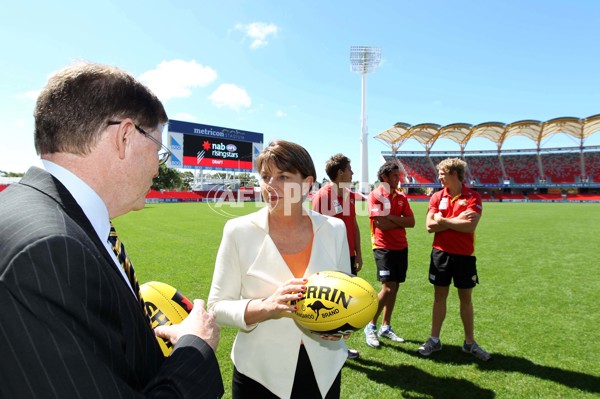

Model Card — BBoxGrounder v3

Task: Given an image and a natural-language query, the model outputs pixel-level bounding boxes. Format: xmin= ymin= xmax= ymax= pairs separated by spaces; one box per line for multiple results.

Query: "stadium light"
xmin=350 ymin=46 xmax=381 ymax=195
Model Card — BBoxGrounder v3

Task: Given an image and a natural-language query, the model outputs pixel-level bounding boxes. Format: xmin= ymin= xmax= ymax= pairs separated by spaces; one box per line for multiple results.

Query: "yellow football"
xmin=140 ymin=281 xmax=193 ymax=356
xmin=292 ymin=271 xmax=378 ymax=334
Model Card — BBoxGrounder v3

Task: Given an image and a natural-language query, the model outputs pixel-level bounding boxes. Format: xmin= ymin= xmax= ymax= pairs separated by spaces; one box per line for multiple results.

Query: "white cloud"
xmin=139 ymin=60 xmax=217 ymax=101
xmin=276 ymin=110 xmax=287 ymax=118
xmin=171 ymin=112 xmax=198 ymax=122
xmin=208 ymin=84 xmax=252 ymax=111
xmin=234 ymin=22 xmax=279 ymax=49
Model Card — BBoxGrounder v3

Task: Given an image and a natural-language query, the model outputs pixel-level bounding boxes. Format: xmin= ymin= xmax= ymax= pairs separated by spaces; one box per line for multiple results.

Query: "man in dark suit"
xmin=0 ymin=63 xmax=224 ymax=398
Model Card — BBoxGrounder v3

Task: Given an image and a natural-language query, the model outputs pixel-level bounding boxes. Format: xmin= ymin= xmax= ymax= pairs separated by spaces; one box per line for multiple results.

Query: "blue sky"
xmin=2 ymin=0 xmax=600 ymax=183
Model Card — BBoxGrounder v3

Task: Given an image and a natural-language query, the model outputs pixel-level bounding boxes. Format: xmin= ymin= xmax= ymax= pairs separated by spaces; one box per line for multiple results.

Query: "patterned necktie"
xmin=108 ymin=222 xmax=149 ymax=321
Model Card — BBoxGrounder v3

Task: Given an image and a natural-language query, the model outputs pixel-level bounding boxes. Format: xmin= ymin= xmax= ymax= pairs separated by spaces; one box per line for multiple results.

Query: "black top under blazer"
xmin=0 ymin=167 xmax=223 ymax=399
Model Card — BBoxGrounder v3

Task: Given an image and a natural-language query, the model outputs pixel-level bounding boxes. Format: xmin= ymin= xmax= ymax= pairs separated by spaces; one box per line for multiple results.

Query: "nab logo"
xmin=170 ymin=137 xmax=182 ymax=150
xmin=226 ymin=144 xmax=237 ymax=152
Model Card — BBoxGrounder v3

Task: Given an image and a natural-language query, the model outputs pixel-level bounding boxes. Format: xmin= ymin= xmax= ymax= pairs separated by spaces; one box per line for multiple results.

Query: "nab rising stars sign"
xmin=167 ymin=120 xmax=264 ymax=172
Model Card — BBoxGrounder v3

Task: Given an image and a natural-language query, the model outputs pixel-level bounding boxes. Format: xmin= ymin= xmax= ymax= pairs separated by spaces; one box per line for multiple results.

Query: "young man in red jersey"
xmin=363 ymin=161 xmax=415 ymax=348
xmin=312 ymin=154 xmax=362 ymax=359
xmin=418 ymin=158 xmax=491 ymax=361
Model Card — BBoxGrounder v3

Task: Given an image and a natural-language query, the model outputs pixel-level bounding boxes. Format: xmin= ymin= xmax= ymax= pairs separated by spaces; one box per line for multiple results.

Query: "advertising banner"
xmin=167 ymin=120 xmax=263 ymax=172
xmin=182 ymin=134 xmax=253 ymax=170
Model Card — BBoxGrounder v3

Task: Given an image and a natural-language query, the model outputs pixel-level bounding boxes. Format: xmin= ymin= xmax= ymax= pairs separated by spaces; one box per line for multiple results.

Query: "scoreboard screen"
xmin=167 ymin=120 xmax=263 ymax=172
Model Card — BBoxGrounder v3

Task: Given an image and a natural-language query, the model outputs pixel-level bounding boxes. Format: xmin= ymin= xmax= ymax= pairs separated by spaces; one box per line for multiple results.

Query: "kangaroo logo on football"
xmin=306 ymin=300 xmax=335 ymax=320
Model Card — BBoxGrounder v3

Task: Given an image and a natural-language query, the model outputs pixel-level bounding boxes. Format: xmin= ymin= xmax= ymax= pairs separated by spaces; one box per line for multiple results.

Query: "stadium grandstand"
xmin=3 ymin=115 xmax=599 ymax=203
xmin=375 ymin=114 xmax=600 ymax=202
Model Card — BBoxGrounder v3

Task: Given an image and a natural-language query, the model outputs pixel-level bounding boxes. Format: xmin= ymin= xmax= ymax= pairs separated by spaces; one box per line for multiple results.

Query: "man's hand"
xmin=456 ymin=209 xmax=479 ymax=221
xmin=431 ymin=210 xmax=480 ymax=233
xmin=154 ymin=299 xmax=220 ymax=352
xmin=354 ymin=255 xmax=363 ymax=273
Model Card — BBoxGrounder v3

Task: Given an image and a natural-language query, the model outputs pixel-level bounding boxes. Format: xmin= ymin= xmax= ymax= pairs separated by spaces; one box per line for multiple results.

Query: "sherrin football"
xmin=291 ymin=271 xmax=378 ymax=335
xmin=140 ymin=281 xmax=193 ymax=356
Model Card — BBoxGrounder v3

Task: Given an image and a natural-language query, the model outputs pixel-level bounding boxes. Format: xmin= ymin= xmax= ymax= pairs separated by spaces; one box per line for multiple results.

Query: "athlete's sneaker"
xmin=462 ymin=341 xmax=491 ymax=361
xmin=364 ymin=324 xmax=380 ymax=348
xmin=418 ymin=338 xmax=442 ymax=356
xmin=347 ymin=349 xmax=360 ymax=359
xmin=378 ymin=326 xmax=405 ymax=343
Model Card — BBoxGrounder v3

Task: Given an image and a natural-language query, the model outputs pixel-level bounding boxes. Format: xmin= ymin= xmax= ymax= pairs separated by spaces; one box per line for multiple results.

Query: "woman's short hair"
xmin=256 ymin=140 xmax=316 ymax=181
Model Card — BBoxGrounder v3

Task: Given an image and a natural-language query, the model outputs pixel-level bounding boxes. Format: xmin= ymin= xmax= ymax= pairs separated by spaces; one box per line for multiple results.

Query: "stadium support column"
xmin=536 ymin=149 xmax=544 ymax=180
xmin=498 ymin=148 xmax=507 ymax=180
xmin=579 ymin=146 xmax=586 ymax=179
xmin=360 ymin=73 xmax=369 ymax=195
xmin=350 ymin=46 xmax=381 ymax=195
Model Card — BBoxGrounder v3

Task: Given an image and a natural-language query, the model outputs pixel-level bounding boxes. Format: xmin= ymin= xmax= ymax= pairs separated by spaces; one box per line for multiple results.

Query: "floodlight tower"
xmin=350 ymin=46 xmax=381 ymax=195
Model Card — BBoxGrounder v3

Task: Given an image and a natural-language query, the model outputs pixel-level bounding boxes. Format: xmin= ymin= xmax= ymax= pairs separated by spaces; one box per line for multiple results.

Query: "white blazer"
xmin=208 ymin=206 xmax=351 ymax=399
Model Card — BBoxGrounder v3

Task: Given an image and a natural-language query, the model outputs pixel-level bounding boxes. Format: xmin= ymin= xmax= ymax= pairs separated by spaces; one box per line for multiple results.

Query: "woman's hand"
xmin=312 ymin=332 xmax=352 ymax=341
xmin=244 ymin=277 xmax=308 ymax=325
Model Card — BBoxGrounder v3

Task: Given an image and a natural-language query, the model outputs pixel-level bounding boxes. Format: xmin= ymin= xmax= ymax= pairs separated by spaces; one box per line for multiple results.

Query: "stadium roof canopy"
xmin=375 ymin=114 xmax=600 ymax=152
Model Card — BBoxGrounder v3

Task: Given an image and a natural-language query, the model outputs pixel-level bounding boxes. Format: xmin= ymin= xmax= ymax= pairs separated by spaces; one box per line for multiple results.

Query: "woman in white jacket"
xmin=208 ymin=140 xmax=351 ymax=399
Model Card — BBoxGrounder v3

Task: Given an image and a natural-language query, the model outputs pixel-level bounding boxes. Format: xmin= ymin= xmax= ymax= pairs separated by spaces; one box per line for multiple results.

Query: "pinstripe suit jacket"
xmin=0 ymin=167 xmax=223 ymax=399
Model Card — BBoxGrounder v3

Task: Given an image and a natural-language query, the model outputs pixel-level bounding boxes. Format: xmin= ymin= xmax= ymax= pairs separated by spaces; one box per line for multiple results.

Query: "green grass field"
xmin=114 ymin=201 xmax=600 ymax=399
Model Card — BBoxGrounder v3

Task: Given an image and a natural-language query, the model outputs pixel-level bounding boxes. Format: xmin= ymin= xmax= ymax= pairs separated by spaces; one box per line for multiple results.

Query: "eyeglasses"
xmin=107 ymin=121 xmax=172 ymax=165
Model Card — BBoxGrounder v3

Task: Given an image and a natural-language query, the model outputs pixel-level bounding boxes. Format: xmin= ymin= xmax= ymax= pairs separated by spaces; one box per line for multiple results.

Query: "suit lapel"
xmin=245 ymin=207 xmax=339 ymax=281
xmin=18 ymin=168 xmax=160 ymax=376
xmin=305 ymin=209 xmax=339 ymax=277
xmin=246 ymin=208 xmax=293 ymax=285
xmin=19 ymin=167 xmax=123 ymax=276
xmin=246 ymin=238 xmax=293 ymax=286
